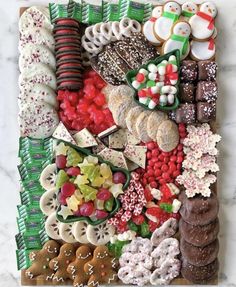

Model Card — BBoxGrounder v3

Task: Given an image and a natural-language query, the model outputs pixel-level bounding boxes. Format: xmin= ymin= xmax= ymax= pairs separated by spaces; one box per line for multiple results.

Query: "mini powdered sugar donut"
xmin=189 ymin=1 xmax=217 ymax=40
xmin=19 ymin=27 xmax=55 ymax=52
xmin=154 ymin=1 xmax=181 ymax=42
xmin=18 ymin=102 xmax=59 ymax=138
xmin=181 ymin=2 xmax=198 ymax=22
xmin=19 ymin=63 xmax=57 ymax=91
xmin=19 ymin=6 xmax=52 ymax=33
xmin=18 ymin=84 xmax=58 ymax=109
xmin=163 ymin=21 xmax=191 ymax=60
xmin=19 ymin=44 xmax=56 ymax=72
xmin=190 ymin=38 xmax=216 ymax=61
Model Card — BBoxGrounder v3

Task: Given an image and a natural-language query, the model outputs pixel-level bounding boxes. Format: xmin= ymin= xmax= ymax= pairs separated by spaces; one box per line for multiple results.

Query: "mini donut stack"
xmin=54 ymin=19 xmax=83 ymax=90
xmin=179 ymin=192 xmax=219 ymax=283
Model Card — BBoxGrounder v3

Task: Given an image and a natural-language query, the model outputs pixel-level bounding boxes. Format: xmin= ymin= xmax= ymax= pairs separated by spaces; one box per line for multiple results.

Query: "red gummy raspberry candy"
xmin=132 ymin=214 xmax=145 ymax=225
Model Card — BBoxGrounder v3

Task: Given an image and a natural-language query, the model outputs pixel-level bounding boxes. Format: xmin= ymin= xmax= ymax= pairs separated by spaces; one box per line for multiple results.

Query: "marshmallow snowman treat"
xmin=143 ymin=6 xmax=163 ymax=45
xmin=189 ymin=1 xmax=217 ymax=40
xmin=154 ymin=1 xmax=181 ymax=42
xmin=163 ymin=21 xmax=191 ymax=60
xmin=181 ymin=2 xmax=198 ymax=21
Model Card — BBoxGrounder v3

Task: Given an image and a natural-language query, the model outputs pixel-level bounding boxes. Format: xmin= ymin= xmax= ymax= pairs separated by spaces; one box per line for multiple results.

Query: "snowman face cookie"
xmin=182 ymin=2 xmax=198 ymax=15
xmin=200 ymin=2 xmax=217 ymax=18
xmin=152 ymin=6 xmax=163 ymax=19
xmin=164 ymin=1 xmax=181 ymax=15
xmin=173 ymin=22 xmax=191 ymax=37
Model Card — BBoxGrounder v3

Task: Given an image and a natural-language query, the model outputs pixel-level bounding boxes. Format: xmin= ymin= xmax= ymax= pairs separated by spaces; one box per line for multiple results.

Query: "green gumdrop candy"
xmin=160 ymin=203 xmax=173 ymax=213
xmin=89 ymin=166 xmax=100 ymax=182
xmin=81 ymin=165 xmax=95 ymax=177
xmin=146 ymin=80 xmax=156 ymax=88
xmin=115 ymin=240 xmax=130 ymax=258
xmin=128 ymin=221 xmax=139 ymax=232
xmin=56 ymin=170 xmax=69 ymax=189
xmin=104 ymin=196 xmax=114 ymax=212
xmin=79 ymin=184 xmax=97 ymax=202
xmin=66 ymin=147 xmax=83 ymax=167
xmin=140 ymin=221 xmax=150 ymax=237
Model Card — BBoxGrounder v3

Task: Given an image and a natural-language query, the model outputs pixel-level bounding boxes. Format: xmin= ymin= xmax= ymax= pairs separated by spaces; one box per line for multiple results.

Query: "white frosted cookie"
xmin=19 ymin=63 xmax=56 ymax=91
xmin=156 ymin=120 xmax=179 ymax=152
xmin=136 ymin=110 xmax=152 ymax=143
xmin=181 ymin=2 xmax=198 ymax=22
xmin=18 ymin=102 xmax=59 ymax=138
xmin=19 ymin=6 xmax=52 ymax=33
xmin=125 ymin=106 xmax=143 ymax=139
xmin=19 ymin=44 xmax=56 ymax=72
xmin=19 ymin=27 xmax=55 ymax=52
xmin=190 ymin=39 xmax=216 ymax=61
xmin=143 ymin=19 xmax=160 ymax=45
xmin=147 ymin=111 xmax=168 ymax=141
xmin=18 ymin=84 xmax=58 ymax=109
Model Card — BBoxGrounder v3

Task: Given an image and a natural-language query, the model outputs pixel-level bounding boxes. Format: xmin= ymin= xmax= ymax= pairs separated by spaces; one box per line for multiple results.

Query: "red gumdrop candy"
xmin=92 ymin=110 xmax=105 ymax=125
xmin=146 ymin=141 xmax=156 ymax=150
xmin=56 ymin=155 xmax=67 ymax=169
xmin=84 ymin=84 xmax=96 ymax=100
xmin=113 ymin=171 xmax=126 ymax=184
xmin=117 ymin=220 xmax=128 ymax=233
xmin=160 ymin=184 xmax=172 ymax=199
xmin=59 ymin=192 xmax=67 ymax=205
xmin=95 ymin=210 xmax=108 ymax=219
xmin=93 ymin=92 xmax=106 ymax=107
xmin=79 ymin=201 xmax=94 ymax=217
xmin=132 ymin=214 xmax=145 ymax=225
xmin=148 ymin=220 xmax=160 ymax=232
xmin=144 ymin=187 xmax=154 ymax=201
xmin=97 ymin=188 xmax=111 ymax=201
xmin=67 ymin=167 xmax=81 ymax=176
xmin=61 ymin=182 xmax=76 ymax=197
xmin=73 ymin=209 xmax=81 ymax=217
xmin=138 ymin=89 xmax=147 ymax=97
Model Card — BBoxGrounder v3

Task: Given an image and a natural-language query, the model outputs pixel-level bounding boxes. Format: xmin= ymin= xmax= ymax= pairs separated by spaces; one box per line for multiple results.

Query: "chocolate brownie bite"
xmin=181 ymin=258 xmax=219 ymax=284
xmin=180 ymin=238 xmax=219 ymax=267
xmin=180 ymin=60 xmax=198 ymax=82
xmin=198 ymin=61 xmax=217 ymax=81
xmin=175 ymin=103 xmax=196 ymax=124
xmin=196 ymin=81 xmax=218 ymax=102
xmin=197 ymin=102 xmax=216 ymax=123
xmin=179 ymin=83 xmax=195 ymax=103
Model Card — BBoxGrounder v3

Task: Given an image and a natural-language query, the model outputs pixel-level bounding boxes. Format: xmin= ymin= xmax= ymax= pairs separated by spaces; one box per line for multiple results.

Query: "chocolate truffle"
xmin=198 ymin=61 xmax=217 ymax=81
xmin=179 ymin=191 xmax=219 ymax=226
xmin=179 ymin=83 xmax=195 ymax=103
xmin=180 ymin=238 xmax=219 ymax=267
xmin=181 ymin=258 xmax=219 ymax=284
xmin=180 ymin=60 xmax=198 ymax=82
xmin=175 ymin=103 xmax=196 ymax=124
xmin=196 ymin=81 xmax=218 ymax=102
xmin=179 ymin=218 xmax=219 ymax=247
xmin=197 ymin=102 xmax=216 ymax=123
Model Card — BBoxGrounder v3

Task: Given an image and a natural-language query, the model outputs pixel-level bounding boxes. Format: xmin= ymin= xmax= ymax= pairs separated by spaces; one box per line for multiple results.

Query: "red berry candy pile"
xmin=138 ymin=124 xmax=187 ymax=188
xmin=57 ymin=70 xmax=115 ymax=134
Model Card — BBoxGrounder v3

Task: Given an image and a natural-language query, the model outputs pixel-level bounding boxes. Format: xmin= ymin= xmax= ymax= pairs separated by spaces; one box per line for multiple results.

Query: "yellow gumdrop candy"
xmin=109 ymin=183 xmax=124 ymax=198
xmin=100 ymin=163 xmax=112 ymax=179
xmin=103 ymin=178 xmax=114 ymax=188
xmin=85 ymin=155 xmax=99 ymax=165
xmin=75 ymin=190 xmax=83 ymax=201
xmin=74 ymin=175 xmax=89 ymax=186
xmin=55 ymin=142 xmax=69 ymax=156
xmin=91 ymin=176 xmax=105 ymax=187
xmin=66 ymin=195 xmax=81 ymax=211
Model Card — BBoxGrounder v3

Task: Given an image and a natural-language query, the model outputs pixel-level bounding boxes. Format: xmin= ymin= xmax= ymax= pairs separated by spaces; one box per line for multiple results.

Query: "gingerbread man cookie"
xmin=67 ymin=245 xmax=93 ymax=287
xmin=25 ymin=240 xmax=60 ymax=281
xmin=163 ymin=21 xmax=191 ymax=60
xmin=181 ymin=2 xmax=198 ymax=22
xmin=189 ymin=1 xmax=217 ymax=40
xmin=84 ymin=246 xmax=118 ymax=286
xmin=49 ymin=243 xmax=76 ymax=283
xmin=154 ymin=1 xmax=181 ymax=42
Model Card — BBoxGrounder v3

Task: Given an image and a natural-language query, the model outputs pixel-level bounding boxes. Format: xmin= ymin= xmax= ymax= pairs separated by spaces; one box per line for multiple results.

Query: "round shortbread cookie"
xmin=19 ymin=6 xmax=52 ymax=33
xmin=18 ymin=102 xmax=59 ymax=138
xmin=19 ymin=84 xmax=58 ymax=109
xmin=108 ymin=85 xmax=134 ymax=112
xmin=136 ymin=110 xmax=152 ymax=143
xmin=19 ymin=27 xmax=55 ymax=52
xmin=112 ymin=100 xmax=137 ymax=128
xmin=147 ymin=111 xmax=168 ymax=141
xmin=19 ymin=63 xmax=56 ymax=91
xmin=126 ymin=106 xmax=143 ymax=138
xmin=156 ymin=120 xmax=179 ymax=152
xmin=19 ymin=44 xmax=56 ymax=72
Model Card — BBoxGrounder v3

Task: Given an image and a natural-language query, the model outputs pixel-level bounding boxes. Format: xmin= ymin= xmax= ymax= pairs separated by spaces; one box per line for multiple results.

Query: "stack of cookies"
xmin=179 ymin=192 xmax=219 ymax=283
xmin=54 ymin=19 xmax=83 ymax=90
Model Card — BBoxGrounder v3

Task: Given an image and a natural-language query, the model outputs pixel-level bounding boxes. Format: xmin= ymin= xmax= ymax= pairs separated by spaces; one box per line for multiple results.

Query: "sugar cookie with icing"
xmin=189 ymin=1 xmax=217 ymax=40
xmin=181 ymin=2 xmax=198 ymax=21
xmin=190 ymin=38 xmax=216 ymax=61
xmin=154 ymin=1 xmax=181 ymax=42
xmin=163 ymin=21 xmax=191 ymax=60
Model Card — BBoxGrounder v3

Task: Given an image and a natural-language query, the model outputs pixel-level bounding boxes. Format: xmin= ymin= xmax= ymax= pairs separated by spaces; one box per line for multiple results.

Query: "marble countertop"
xmin=0 ymin=0 xmax=235 ymax=286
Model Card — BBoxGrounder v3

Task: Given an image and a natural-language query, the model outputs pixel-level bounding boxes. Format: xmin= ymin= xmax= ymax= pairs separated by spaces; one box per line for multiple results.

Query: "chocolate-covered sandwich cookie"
xmin=179 ymin=218 xmax=219 ymax=247
xmin=180 ymin=238 xmax=219 ymax=267
xmin=179 ymin=191 xmax=219 ymax=226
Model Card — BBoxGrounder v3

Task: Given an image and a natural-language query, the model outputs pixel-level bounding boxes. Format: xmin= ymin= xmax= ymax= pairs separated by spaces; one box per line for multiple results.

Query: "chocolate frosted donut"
xmin=179 ymin=192 xmax=219 ymax=226
xmin=181 ymin=258 xmax=219 ymax=283
xmin=179 ymin=218 xmax=219 ymax=247
xmin=180 ymin=238 xmax=219 ymax=267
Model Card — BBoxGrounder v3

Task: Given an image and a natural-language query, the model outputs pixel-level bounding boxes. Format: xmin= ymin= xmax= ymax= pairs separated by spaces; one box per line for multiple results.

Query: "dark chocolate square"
xmin=180 ymin=60 xmax=198 ymax=82
xmin=198 ymin=61 xmax=217 ymax=81
xmin=196 ymin=81 xmax=218 ymax=103
xmin=179 ymin=83 xmax=195 ymax=103
xmin=197 ymin=102 xmax=216 ymax=123
xmin=175 ymin=103 xmax=196 ymax=124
